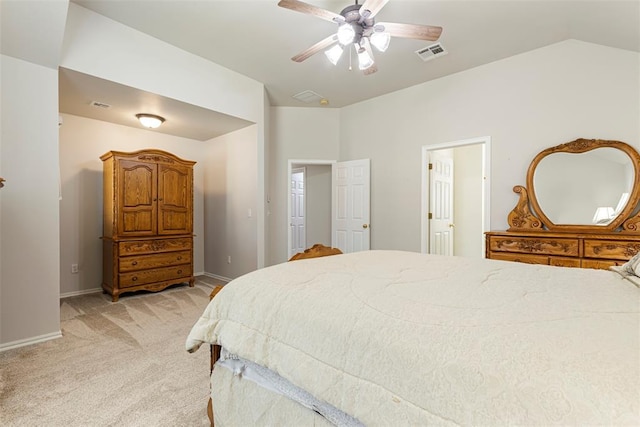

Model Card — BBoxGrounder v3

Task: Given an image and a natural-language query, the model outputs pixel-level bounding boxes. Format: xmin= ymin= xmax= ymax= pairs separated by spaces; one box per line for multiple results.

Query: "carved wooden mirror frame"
xmin=508 ymin=138 xmax=640 ymax=233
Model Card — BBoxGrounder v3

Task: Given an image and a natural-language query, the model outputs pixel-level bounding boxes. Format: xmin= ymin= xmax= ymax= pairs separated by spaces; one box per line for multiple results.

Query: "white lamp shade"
xmin=136 ymin=114 xmax=165 ymax=129
xmin=337 ymin=24 xmax=355 ymax=45
xmin=592 ymin=206 xmax=615 ymax=224
xmin=357 ymin=47 xmax=374 ymax=70
xmin=370 ymin=31 xmax=390 ymax=52
xmin=325 ymin=44 xmax=343 ymax=65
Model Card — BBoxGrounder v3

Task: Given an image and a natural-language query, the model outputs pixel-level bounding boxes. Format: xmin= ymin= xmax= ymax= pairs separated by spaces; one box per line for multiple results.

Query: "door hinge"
xmin=428 ymin=163 xmax=433 ymax=170
xmin=428 ymin=212 xmax=433 ymax=219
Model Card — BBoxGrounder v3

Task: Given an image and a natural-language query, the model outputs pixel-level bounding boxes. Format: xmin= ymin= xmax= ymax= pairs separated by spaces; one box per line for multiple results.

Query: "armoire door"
xmin=118 ymin=159 xmax=157 ymax=236
xmin=157 ymin=163 xmax=192 ymax=235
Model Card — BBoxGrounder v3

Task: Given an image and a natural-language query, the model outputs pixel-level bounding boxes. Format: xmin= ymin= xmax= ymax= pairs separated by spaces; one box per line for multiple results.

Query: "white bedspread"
xmin=186 ymin=250 xmax=640 ymax=425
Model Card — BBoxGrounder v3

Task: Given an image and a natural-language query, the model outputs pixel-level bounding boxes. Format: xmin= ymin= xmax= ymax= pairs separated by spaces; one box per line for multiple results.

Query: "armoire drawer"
xmin=119 ymin=250 xmax=191 ymax=272
xmin=583 ymin=240 xmax=640 ymax=260
xmin=489 ymin=236 xmax=579 ymax=257
xmin=119 ymin=265 xmax=193 ymax=288
xmin=118 ymin=238 xmax=192 ymax=256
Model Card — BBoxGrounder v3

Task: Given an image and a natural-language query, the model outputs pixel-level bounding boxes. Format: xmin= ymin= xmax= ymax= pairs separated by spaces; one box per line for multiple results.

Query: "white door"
xmin=429 ymin=152 xmax=454 ymax=255
xmin=332 ymin=159 xmax=370 ymax=253
xmin=290 ymin=169 xmax=306 ymax=258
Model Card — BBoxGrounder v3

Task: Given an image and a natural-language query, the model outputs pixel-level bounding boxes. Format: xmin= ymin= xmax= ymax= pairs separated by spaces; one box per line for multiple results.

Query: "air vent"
xmin=90 ymin=100 xmax=111 ymax=109
xmin=415 ymin=43 xmax=447 ymax=62
xmin=292 ymin=90 xmax=323 ymax=104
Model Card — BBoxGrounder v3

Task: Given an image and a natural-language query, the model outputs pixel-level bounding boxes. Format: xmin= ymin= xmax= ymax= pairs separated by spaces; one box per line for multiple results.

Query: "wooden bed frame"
xmin=206 ymin=244 xmax=343 ymax=426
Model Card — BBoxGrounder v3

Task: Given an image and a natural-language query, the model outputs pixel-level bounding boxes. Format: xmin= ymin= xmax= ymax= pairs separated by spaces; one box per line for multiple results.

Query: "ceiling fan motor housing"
xmin=339 ymin=4 xmax=375 ymax=44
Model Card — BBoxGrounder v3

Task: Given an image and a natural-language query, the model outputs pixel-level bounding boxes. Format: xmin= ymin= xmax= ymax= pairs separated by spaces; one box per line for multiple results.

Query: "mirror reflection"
xmin=533 ymin=148 xmax=635 ymax=225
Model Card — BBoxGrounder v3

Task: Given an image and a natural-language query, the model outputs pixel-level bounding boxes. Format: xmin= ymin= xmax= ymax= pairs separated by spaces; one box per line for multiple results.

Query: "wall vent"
xmin=292 ymin=90 xmax=323 ymax=104
xmin=415 ymin=43 xmax=447 ymax=62
xmin=90 ymin=100 xmax=112 ymax=109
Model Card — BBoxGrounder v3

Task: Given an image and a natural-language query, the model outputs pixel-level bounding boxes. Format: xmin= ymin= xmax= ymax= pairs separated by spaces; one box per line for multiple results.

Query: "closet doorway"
xmin=421 ymin=136 xmax=491 ymax=258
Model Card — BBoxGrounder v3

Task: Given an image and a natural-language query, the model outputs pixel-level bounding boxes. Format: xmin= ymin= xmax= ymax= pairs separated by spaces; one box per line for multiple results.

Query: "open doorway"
xmin=421 ymin=136 xmax=491 ymax=257
xmin=288 ymin=160 xmax=334 ymax=259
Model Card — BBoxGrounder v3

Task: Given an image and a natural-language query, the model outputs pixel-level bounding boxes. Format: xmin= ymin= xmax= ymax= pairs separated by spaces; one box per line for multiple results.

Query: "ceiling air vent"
xmin=415 ymin=43 xmax=447 ymax=62
xmin=292 ymin=90 xmax=323 ymax=104
xmin=90 ymin=100 xmax=112 ymax=109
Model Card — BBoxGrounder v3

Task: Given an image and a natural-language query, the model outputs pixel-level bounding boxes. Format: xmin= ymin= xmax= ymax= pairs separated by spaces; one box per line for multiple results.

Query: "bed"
xmin=186 ymin=249 xmax=640 ymax=426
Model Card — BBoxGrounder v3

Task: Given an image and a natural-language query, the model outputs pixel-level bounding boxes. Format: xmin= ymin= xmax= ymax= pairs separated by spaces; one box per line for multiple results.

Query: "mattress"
xmin=187 ymin=250 xmax=640 ymax=425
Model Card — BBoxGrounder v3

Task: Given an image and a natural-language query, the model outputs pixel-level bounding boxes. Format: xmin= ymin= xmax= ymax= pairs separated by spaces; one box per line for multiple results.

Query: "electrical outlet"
xmin=227 ymin=256 xmax=231 ymax=264
xmin=71 ymin=264 xmax=79 ymax=274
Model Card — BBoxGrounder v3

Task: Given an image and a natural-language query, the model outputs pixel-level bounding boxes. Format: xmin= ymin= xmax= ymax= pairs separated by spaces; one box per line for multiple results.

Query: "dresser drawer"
xmin=583 ymin=240 xmax=640 ymax=260
xmin=549 ymin=257 xmax=581 ymax=268
xmin=489 ymin=236 xmax=579 ymax=256
xmin=581 ymin=259 xmax=624 ymax=270
xmin=489 ymin=252 xmax=549 ymax=265
xmin=119 ymin=250 xmax=191 ymax=272
xmin=119 ymin=238 xmax=192 ymax=256
xmin=119 ymin=265 xmax=192 ymax=288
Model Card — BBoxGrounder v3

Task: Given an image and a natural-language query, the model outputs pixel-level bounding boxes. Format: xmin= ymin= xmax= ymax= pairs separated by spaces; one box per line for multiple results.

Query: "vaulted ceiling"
xmin=71 ymin=0 xmax=640 ymax=108
xmin=2 ymin=1 xmax=638 ymax=140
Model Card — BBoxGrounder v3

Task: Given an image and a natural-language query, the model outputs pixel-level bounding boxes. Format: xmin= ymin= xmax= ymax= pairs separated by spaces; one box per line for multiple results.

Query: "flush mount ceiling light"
xmin=136 ymin=113 xmax=165 ymax=129
xmin=278 ymin=0 xmax=443 ymax=75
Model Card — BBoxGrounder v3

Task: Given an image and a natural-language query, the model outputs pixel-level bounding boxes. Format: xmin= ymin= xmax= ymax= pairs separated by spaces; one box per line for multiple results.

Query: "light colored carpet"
xmin=0 ymin=279 xmax=220 ymax=426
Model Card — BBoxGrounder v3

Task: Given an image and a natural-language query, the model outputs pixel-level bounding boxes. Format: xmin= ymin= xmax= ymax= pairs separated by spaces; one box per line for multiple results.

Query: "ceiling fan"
xmin=278 ymin=0 xmax=443 ymax=75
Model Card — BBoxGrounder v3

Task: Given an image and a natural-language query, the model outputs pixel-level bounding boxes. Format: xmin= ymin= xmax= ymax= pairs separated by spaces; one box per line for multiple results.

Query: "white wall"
xmin=339 ymin=40 xmax=640 ymax=252
xmin=0 ymin=55 xmax=61 ymax=348
xmin=58 ymin=114 xmax=207 ymax=296
xmin=60 ymin=2 xmax=266 ymax=268
xmin=268 ymin=107 xmax=340 ymax=265
xmin=204 ymin=125 xmax=258 ymax=280
xmin=304 ymin=165 xmax=332 ymax=248
xmin=453 ymin=144 xmax=483 ymax=257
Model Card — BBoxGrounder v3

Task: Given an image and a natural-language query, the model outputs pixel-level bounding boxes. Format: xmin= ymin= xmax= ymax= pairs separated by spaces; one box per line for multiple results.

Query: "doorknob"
xmin=363 ymin=224 xmax=369 ymax=229
xmin=449 ymin=223 xmax=455 ymax=228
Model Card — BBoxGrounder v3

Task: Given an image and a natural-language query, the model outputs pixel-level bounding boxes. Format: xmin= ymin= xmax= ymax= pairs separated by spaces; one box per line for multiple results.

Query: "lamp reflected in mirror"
xmin=592 ymin=206 xmax=614 ymax=225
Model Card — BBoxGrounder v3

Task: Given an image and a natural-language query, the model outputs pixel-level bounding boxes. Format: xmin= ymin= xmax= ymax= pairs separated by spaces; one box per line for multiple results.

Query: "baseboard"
xmin=60 ymin=287 xmax=103 ymax=299
xmin=202 ymin=272 xmax=232 ymax=283
xmin=0 ymin=331 xmax=62 ymax=353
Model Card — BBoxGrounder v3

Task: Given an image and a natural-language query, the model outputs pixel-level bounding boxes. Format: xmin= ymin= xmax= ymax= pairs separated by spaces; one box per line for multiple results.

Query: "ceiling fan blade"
xmin=291 ymin=34 xmax=338 ymax=62
xmin=378 ymin=22 xmax=443 ymax=41
xmin=359 ymin=0 xmax=389 ymax=19
xmin=278 ymin=0 xmax=342 ymax=23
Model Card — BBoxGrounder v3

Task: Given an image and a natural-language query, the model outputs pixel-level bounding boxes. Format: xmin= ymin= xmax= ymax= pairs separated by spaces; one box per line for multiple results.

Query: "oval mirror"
xmin=525 ymin=139 xmax=640 ymax=233
xmin=533 ymin=148 xmax=634 ymax=225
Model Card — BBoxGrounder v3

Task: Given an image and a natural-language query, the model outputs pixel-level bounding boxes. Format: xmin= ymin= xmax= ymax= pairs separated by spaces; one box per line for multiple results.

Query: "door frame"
xmin=290 ymin=167 xmax=306 ymax=258
xmin=287 ymin=159 xmax=336 ymax=258
xmin=421 ymin=136 xmax=492 ymax=256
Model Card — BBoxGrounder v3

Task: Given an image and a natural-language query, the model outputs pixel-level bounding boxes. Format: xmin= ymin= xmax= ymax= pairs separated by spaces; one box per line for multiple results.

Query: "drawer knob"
xmin=177 ymin=256 xmax=182 ymax=260
xmin=132 ymin=261 xmax=138 ymax=266
xmin=132 ymin=277 xmax=138 ymax=282
xmin=177 ymin=269 xmax=183 ymax=274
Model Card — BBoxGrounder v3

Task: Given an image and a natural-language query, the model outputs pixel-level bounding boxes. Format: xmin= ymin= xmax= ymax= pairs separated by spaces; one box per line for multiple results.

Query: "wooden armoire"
xmin=101 ymin=149 xmax=196 ymax=301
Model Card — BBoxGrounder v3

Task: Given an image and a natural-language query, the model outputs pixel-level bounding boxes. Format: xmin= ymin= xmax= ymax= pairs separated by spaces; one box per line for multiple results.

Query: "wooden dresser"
xmin=486 ymin=138 xmax=640 ymax=270
xmin=101 ymin=149 xmax=196 ymax=301
xmin=486 ymin=231 xmax=640 ymax=269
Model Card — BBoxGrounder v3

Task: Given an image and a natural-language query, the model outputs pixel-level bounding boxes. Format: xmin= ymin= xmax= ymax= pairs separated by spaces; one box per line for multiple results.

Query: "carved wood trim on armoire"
xmin=101 ymin=149 xmax=196 ymax=301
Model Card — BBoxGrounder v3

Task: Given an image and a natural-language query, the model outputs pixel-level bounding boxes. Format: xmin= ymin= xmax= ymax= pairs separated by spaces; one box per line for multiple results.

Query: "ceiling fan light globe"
xmin=325 ymin=44 xmax=343 ymax=65
xmin=370 ymin=31 xmax=390 ymax=52
xmin=337 ymin=24 xmax=355 ymax=45
xmin=357 ymin=49 xmax=374 ymax=70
